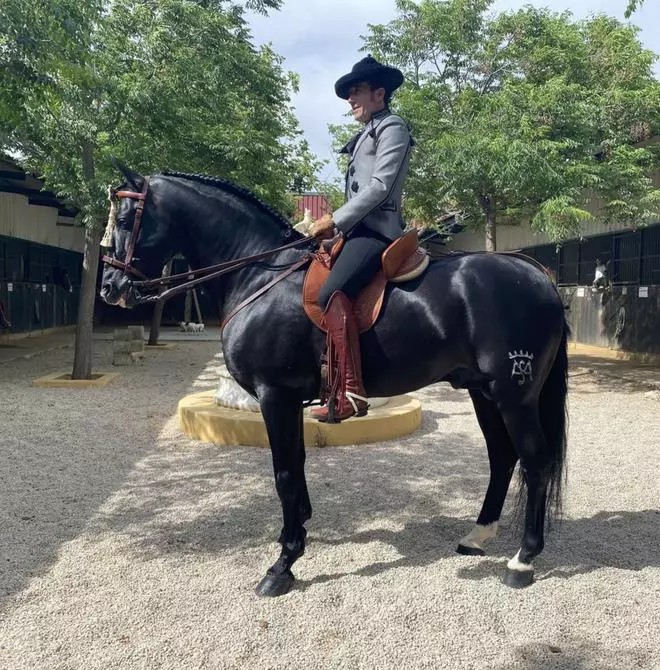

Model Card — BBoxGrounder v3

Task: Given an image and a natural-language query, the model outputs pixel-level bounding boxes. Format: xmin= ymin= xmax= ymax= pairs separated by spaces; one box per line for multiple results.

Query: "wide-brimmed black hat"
xmin=334 ymin=55 xmax=404 ymax=100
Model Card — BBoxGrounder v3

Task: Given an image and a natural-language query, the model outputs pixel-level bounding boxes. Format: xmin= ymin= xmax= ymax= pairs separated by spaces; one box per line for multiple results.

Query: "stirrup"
xmin=345 ymin=391 xmax=369 ymax=415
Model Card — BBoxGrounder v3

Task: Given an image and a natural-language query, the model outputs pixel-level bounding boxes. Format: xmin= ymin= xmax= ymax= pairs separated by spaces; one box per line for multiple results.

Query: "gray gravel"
xmin=1 ymin=340 xmax=659 ymax=669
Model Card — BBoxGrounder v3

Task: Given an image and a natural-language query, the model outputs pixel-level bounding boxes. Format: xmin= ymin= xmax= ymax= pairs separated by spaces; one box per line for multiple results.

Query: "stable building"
xmin=0 ymin=156 xmax=84 ymax=337
xmin=436 ymin=178 xmax=660 ymax=356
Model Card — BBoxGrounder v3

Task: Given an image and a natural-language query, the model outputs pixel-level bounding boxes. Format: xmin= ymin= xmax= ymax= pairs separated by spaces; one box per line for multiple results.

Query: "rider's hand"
xmin=310 ymin=214 xmax=335 ymax=240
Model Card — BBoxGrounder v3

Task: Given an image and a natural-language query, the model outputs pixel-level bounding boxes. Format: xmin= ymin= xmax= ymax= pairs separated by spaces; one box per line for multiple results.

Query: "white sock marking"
xmin=507 ymin=549 xmax=534 ymax=572
xmin=459 ymin=522 xmax=498 ymax=550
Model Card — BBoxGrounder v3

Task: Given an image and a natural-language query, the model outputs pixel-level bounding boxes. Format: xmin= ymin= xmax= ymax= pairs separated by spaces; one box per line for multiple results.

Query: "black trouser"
xmin=318 ymin=226 xmax=390 ymax=310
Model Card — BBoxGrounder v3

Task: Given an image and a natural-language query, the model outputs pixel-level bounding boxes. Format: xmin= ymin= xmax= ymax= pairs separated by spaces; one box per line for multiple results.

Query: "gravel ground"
xmin=0 ymin=339 xmax=659 ymax=670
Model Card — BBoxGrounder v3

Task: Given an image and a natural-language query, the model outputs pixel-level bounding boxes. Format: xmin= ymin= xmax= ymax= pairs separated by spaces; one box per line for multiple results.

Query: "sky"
xmin=247 ymin=0 xmax=660 ymax=183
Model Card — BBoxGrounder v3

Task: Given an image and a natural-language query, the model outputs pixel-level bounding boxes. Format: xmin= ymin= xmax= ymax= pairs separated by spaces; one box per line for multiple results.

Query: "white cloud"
xmin=247 ymin=0 xmax=659 ymax=183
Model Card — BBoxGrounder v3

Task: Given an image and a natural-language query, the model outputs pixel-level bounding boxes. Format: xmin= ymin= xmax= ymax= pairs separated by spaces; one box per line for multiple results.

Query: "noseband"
xmin=101 ymin=177 xmax=151 ymax=281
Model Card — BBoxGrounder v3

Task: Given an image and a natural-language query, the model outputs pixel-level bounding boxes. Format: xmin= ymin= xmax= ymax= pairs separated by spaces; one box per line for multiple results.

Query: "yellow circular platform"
xmin=178 ymin=391 xmax=421 ymax=448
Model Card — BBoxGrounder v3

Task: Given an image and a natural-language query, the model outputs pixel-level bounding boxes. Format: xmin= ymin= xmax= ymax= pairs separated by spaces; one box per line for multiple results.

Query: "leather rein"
xmin=101 ymin=178 xmax=314 ymax=305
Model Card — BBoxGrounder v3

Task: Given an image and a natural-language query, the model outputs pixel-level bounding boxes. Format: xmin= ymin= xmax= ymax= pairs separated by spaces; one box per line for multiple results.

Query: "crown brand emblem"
xmin=508 ymin=350 xmax=534 ymax=360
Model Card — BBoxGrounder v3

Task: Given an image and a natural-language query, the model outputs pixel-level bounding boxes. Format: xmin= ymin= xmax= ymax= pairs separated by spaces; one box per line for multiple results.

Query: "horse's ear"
xmin=605 ymin=259 xmax=611 ymax=268
xmin=110 ymin=157 xmax=143 ymax=189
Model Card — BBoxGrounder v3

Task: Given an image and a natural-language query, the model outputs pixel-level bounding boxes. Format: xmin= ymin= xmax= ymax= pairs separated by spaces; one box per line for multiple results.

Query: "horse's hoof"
xmin=503 ymin=568 xmax=534 ymax=588
xmin=255 ymin=571 xmax=295 ymax=597
xmin=456 ymin=543 xmax=485 ymax=556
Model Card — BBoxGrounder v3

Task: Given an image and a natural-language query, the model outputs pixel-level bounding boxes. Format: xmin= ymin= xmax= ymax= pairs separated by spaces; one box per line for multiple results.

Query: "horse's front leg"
xmin=277 ymin=407 xmax=312 ymax=544
xmin=255 ymin=388 xmax=308 ymax=597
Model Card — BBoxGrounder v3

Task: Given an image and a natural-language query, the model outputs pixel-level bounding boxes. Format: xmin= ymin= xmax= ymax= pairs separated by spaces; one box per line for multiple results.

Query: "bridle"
xmin=101 ymin=177 xmax=314 ymax=304
xmin=102 ymin=177 xmax=151 ymax=281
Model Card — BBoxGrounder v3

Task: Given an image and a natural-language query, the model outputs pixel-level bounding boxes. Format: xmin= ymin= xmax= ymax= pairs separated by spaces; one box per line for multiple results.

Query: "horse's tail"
xmin=538 ymin=320 xmax=570 ymax=525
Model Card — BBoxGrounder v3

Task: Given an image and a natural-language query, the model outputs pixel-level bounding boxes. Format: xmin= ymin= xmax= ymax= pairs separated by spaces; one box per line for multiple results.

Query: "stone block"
xmin=112 ymin=353 xmax=132 ymax=366
xmin=127 ymin=325 xmax=145 ymax=341
xmin=113 ymin=342 xmax=132 ymax=355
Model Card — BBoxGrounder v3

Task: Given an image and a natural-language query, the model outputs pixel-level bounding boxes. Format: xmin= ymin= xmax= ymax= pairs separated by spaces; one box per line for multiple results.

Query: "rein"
xmin=133 ymin=237 xmax=313 ymax=304
xmin=101 ymin=178 xmax=314 ymax=304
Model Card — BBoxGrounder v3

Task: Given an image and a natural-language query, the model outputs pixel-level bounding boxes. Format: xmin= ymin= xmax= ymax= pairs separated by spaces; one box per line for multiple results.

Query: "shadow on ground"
xmin=0 ymin=342 xmax=221 ymax=613
xmin=569 ymin=355 xmax=660 ymax=394
xmin=88 ymin=379 xmax=659 ymax=591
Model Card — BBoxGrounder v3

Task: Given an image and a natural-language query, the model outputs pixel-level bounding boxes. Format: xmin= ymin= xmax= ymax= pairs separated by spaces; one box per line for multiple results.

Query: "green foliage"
xmin=327 ymin=121 xmax=361 ymax=177
xmin=0 ymin=0 xmax=321 ymax=228
xmin=317 ymin=182 xmax=346 ymax=212
xmin=332 ymin=0 xmax=660 ymax=245
xmin=625 ymin=0 xmax=644 ymax=19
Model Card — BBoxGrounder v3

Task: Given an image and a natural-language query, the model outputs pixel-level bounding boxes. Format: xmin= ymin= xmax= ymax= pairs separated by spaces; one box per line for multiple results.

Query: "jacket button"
xmin=351 ymin=181 xmax=359 ymax=193
xmin=349 ymin=165 xmax=355 ymax=176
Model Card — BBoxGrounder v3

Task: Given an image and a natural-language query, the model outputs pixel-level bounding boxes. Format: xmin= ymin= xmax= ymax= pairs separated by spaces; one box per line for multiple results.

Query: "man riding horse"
xmin=309 ymin=55 xmax=414 ymax=423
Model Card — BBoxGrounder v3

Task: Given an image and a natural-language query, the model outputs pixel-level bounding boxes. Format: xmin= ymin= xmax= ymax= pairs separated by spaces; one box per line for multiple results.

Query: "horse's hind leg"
xmin=457 ymin=390 xmax=518 ymax=556
xmin=255 ymin=388 xmax=309 ymax=598
xmin=498 ymin=403 xmax=550 ymax=588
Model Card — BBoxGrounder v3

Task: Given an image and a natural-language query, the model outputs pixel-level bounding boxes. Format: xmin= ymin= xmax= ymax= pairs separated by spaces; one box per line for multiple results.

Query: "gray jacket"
xmin=333 ymin=109 xmax=413 ymax=242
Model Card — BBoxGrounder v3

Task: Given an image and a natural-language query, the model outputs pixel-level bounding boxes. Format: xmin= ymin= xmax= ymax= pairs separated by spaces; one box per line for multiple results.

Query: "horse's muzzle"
xmin=100 ymin=282 xmax=119 ymax=305
xmin=100 ymin=280 xmax=147 ymax=308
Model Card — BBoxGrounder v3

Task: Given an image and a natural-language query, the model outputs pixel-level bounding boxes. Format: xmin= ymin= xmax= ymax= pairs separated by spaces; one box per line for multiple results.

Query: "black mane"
xmin=162 ymin=170 xmax=294 ymax=232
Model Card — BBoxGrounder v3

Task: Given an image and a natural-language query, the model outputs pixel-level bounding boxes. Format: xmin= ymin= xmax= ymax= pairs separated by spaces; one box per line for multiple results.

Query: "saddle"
xmin=303 ymin=230 xmax=429 ymax=333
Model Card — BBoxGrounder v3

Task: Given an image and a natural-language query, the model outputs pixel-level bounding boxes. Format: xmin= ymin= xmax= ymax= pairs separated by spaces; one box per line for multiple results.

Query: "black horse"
xmin=101 ymin=164 xmax=569 ymax=597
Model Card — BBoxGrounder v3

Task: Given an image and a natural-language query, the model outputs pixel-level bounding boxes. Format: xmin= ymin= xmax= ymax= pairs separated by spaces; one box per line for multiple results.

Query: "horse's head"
xmin=100 ymin=160 xmax=174 ymax=308
xmin=53 ymin=266 xmax=73 ymax=292
xmin=592 ymin=258 xmax=611 ymax=292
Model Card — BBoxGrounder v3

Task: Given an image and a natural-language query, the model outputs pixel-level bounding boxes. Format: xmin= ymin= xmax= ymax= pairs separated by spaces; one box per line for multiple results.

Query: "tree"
xmin=319 ymin=182 xmax=347 ymax=212
xmin=625 ymin=1 xmax=645 ymax=18
xmin=0 ymin=0 xmax=321 ymax=377
xmin=336 ymin=0 xmax=660 ymax=251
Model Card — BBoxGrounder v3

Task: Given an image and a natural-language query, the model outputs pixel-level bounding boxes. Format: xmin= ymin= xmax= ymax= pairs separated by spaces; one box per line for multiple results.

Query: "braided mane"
xmin=162 ymin=170 xmax=293 ymax=232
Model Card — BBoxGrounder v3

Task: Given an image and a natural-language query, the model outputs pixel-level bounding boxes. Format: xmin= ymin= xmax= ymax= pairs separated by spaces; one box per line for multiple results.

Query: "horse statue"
xmin=592 ymin=258 xmax=611 ymax=293
xmin=100 ymin=162 xmax=569 ymax=597
xmin=53 ymin=266 xmax=73 ymax=293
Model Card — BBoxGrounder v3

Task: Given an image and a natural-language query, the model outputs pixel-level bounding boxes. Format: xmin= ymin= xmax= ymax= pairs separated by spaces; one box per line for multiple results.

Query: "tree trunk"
xmin=71 ymin=141 xmax=100 ymax=380
xmin=148 ymin=260 xmax=173 ymax=346
xmin=71 ymin=225 xmax=102 ymax=379
xmin=484 ymin=197 xmax=497 ymax=252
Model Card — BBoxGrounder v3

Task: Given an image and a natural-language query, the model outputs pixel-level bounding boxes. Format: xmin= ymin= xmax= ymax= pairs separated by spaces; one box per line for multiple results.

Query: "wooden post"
xmin=184 ymin=291 xmax=192 ymax=325
xmin=148 ymin=260 xmax=173 ymax=346
xmin=192 ymin=287 xmax=203 ymax=325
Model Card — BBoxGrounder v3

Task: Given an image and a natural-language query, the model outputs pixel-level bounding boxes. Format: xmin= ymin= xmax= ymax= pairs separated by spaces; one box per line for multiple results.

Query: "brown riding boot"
xmin=311 ymin=291 xmax=369 ymax=423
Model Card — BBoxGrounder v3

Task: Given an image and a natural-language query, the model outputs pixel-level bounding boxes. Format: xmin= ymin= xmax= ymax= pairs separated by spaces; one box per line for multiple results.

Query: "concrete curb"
xmin=178 ymin=391 xmax=422 ymax=448
xmin=568 ymin=342 xmax=660 ymax=365
xmin=32 ymin=372 xmax=119 ymax=388
xmin=0 ymin=342 xmax=73 ymax=365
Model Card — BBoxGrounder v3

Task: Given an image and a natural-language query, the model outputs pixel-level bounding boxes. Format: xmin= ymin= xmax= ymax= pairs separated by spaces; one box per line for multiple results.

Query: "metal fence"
xmin=521 ymin=223 xmax=660 ymax=286
xmin=0 ymin=235 xmax=82 ymax=333
xmin=0 ymin=281 xmax=79 ymax=333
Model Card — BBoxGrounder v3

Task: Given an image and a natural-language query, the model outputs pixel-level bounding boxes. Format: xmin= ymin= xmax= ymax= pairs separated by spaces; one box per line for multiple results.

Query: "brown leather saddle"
xmin=303 ymin=230 xmax=429 ymax=333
